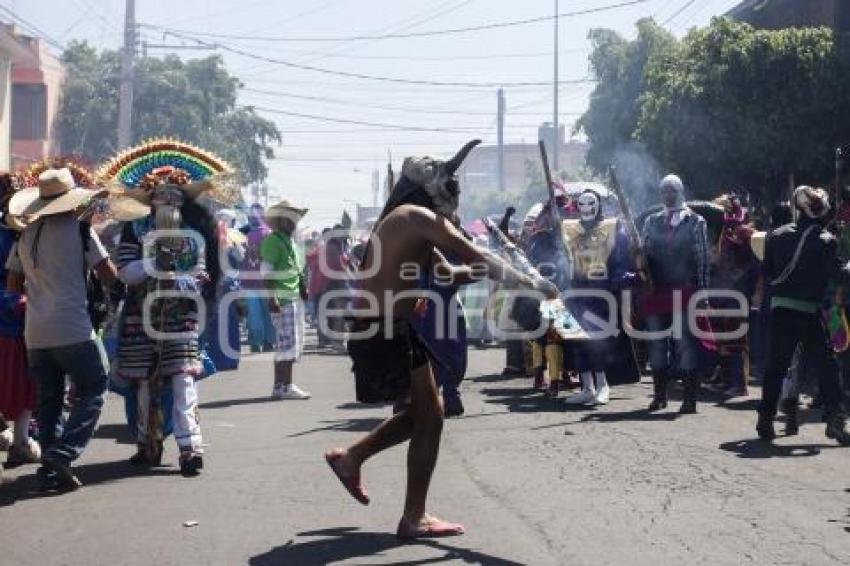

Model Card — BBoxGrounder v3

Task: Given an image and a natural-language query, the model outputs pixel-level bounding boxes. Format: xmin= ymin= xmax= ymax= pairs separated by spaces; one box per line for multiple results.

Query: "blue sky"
xmin=5 ymin=0 xmax=742 ymax=227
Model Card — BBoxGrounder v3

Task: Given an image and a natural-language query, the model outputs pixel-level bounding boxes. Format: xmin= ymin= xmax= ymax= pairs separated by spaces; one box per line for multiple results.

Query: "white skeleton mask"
xmin=578 ymin=191 xmax=601 ymax=223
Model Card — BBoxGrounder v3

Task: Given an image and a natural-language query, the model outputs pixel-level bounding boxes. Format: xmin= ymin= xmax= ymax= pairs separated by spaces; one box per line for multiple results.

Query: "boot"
xmin=679 ymin=372 xmax=699 ymax=415
xmin=825 ymin=412 xmax=850 ymax=446
xmin=781 ymin=398 xmax=799 ymax=436
xmin=179 ymin=451 xmax=204 ymax=477
xmin=648 ymin=371 xmax=668 ymax=411
xmin=129 ymin=441 xmax=163 ymax=467
xmin=756 ymin=413 xmax=776 ymax=441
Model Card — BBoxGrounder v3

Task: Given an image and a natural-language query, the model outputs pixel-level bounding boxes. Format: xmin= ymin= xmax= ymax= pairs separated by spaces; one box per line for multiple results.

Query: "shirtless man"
xmin=324 ymin=140 xmax=558 ymax=539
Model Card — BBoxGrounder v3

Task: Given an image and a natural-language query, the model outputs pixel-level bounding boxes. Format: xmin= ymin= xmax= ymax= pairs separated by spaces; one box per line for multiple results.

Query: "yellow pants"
xmin=545 ymin=343 xmax=563 ymax=382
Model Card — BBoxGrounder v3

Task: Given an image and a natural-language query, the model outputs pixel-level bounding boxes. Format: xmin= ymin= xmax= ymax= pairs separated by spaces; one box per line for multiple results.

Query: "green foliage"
xmin=57 ymin=41 xmax=281 ymax=184
xmin=577 ymin=19 xmax=677 ymax=174
xmin=579 ymin=17 xmax=850 ymax=205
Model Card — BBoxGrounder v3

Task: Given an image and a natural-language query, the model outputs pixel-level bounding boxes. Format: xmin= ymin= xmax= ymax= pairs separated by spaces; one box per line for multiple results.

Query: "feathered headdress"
xmin=97 ymin=138 xmax=239 ymax=221
xmin=17 ymin=157 xmax=98 ymax=189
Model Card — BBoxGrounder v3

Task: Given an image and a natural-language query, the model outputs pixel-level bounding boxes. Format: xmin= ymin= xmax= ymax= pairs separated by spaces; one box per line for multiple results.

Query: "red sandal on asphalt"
xmin=396 ymin=515 xmax=465 ymax=540
xmin=325 ymin=450 xmax=370 ymax=505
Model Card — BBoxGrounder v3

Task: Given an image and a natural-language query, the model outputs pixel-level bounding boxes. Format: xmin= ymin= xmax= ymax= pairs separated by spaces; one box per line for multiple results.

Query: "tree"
xmin=577 ymin=19 xmax=677 ymax=174
xmin=579 ymin=17 xmax=850 ymax=206
xmin=57 ymin=41 xmax=281 ymax=185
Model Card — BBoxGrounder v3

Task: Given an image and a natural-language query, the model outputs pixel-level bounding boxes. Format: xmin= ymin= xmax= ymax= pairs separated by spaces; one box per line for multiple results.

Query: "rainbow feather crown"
xmin=97 ymin=138 xmax=234 ymax=187
xmin=97 ymin=139 xmax=241 ymax=218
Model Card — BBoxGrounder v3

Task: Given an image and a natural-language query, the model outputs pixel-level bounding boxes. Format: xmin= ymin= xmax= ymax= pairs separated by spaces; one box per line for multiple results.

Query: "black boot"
xmin=129 ymin=441 xmax=163 ymax=467
xmin=648 ymin=371 xmax=668 ymax=411
xmin=679 ymin=372 xmax=699 ymax=415
xmin=781 ymin=398 xmax=799 ymax=436
xmin=825 ymin=411 xmax=850 ymax=446
xmin=756 ymin=413 xmax=776 ymax=441
xmin=180 ymin=452 xmax=204 ymax=477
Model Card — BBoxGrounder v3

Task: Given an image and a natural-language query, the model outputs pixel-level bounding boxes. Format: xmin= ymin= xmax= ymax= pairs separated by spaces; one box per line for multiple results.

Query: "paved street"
xmin=2 ymin=341 xmax=850 ymax=566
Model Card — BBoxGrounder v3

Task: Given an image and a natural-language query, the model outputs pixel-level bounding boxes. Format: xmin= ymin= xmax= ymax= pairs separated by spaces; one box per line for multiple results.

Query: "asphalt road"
xmin=2 ymin=341 xmax=850 ymax=565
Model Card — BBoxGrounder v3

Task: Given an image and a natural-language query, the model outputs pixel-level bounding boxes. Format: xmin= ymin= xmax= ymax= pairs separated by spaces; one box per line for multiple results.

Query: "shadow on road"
xmin=94 ymin=423 xmax=136 ymax=445
xmin=480 ymin=386 xmax=566 ymax=414
xmin=470 ymin=373 xmax=516 ymax=384
xmin=580 ymin=408 xmax=678 ymax=423
xmin=249 ymin=527 xmax=524 ymax=566
xmin=719 ymin=438 xmax=838 ymax=459
xmin=199 ymin=396 xmax=277 ymax=410
xmin=287 ymin=418 xmax=385 ymax=438
xmin=712 ymin=398 xmax=760 ymax=412
xmin=336 ymin=402 xmax=390 ymax=411
xmin=0 ymin=460 xmax=180 ymax=507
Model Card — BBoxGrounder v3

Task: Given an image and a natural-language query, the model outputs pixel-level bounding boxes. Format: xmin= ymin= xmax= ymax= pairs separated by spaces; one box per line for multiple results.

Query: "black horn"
xmin=445 ymin=139 xmax=482 ymax=175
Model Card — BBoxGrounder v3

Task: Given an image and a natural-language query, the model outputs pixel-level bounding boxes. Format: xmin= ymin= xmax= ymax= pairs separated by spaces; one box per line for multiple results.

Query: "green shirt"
xmin=260 ymin=232 xmax=302 ymax=301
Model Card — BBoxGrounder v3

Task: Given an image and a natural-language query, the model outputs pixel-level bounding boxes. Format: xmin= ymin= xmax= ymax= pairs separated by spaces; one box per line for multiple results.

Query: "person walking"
xmin=262 ymin=200 xmax=311 ymax=400
xmin=640 ymin=174 xmax=710 ymax=414
xmin=324 ymin=141 xmax=558 ymax=539
xmin=5 ymin=168 xmax=116 ymax=491
xmin=757 ymin=186 xmax=850 ymax=444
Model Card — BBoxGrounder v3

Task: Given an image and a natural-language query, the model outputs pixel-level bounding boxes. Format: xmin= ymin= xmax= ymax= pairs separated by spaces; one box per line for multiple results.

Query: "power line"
xmin=296 ymin=0 xmax=475 ymax=65
xmin=663 ymin=0 xmax=701 ymax=25
xmin=251 ymin=106 xmax=491 ymax=132
xmin=159 ymin=29 xmax=594 ymax=88
xmin=140 ymin=0 xmax=649 ymax=42
xmin=241 ymin=87 xmax=584 ymax=116
xmin=0 ymin=5 xmax=65 ymax=50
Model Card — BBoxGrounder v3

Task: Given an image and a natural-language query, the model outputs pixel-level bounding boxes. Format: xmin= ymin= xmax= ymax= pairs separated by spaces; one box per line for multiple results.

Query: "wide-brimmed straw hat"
xmin=9 ymin=168 xmax=106 ymax=220
xmin=267 ymin=199 xmax=308 ymax=216
xmin=265 ymin=200 xmax=308 ymax=233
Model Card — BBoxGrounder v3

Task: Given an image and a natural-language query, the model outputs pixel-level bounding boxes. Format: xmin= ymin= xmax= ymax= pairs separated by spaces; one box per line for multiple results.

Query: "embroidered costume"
xmin=99 ymin=139 xmax=232 ymax=475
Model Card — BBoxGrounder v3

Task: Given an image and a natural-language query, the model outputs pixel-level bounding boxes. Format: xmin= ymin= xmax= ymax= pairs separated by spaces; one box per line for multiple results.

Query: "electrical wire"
xmin=140 ymin=0 xmax=649 ymax=42
xmin=252 ymin=106 xmax=492 ymax=132
xmin=158 ymin=29 xmax=594 ymax=87
xmin=662 ymin=0 xmax=701 ymax=25
xmin=0 ymin=5 xmax=65 ymax=50
xmin=241 ymin=87 xmax=584 ymax=116
xmin=297 ymin=0 xmax=475 ymax=65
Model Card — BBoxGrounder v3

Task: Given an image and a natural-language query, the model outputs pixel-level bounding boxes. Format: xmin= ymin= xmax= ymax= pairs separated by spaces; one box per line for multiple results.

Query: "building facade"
xmin=0 ymin=24 xmax=35 ymax=170
xmin=9 ymin=29 xmax=64 ymax=169
xmin=727 ymin=0 xmax=850 ymax=33
xmin=457 ymin=140 xmax=588 ymax=195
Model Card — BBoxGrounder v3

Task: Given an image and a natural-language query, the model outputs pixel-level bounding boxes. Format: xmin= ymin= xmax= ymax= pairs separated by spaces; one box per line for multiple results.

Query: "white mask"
xmin=577 ymin=191 xmax=600 ymax=223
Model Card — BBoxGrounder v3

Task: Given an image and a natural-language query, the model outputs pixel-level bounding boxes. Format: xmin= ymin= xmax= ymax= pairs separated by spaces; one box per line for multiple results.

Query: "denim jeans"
xmin=645 ymin=313 xmax=699 ymax=372
xmin=29 ymin=339 xmax=109 ymax=463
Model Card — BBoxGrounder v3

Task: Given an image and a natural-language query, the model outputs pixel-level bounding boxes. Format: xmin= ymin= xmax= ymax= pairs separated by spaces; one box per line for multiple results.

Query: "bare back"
xmin=356 ymin=204 xmax=489 ymax=318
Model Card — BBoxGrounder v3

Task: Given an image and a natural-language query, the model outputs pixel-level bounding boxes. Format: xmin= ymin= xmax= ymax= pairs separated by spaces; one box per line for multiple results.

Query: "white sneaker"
xmin=564 ymin=389 xmax=597 ymax=405
xmin=276 ymin=384 xmax=311 ymax=400
xmin=595 ymin=385 xmax=611 ymax=405
xmin=0 ymin=428 xmax=12 ymax=451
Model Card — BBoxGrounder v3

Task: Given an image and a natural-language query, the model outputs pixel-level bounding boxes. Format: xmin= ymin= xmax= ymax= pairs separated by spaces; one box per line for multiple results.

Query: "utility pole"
xmin=117 ymin=0 xmax=136 ymax=150
xmin=497 ymin=87 xmax=505 ymax=191
xmin=553 ymin=0 xmax=560 ymax=172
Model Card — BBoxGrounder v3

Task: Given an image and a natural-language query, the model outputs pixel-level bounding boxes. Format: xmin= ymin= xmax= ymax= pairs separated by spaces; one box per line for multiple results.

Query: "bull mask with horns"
xmin=380 ymin=139 xmax=481 ymax=221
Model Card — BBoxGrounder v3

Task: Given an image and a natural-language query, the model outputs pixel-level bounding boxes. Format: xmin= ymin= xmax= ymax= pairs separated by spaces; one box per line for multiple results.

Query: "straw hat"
xmin=267 ymin=199 xmax=308 ymax=217
xmin=9 ymin=168 xmax=106 ymax=220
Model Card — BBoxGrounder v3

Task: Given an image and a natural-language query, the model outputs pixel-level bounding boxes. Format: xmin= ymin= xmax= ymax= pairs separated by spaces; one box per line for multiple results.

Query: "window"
xmin=12 ymin=84 xmax=47 ymax=140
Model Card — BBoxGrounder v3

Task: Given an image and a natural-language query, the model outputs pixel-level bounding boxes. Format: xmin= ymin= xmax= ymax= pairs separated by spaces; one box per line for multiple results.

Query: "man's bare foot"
xmin=396 ymin=513 xmax=465 ymax=540
xmin=324 ymin=449 xmax=370 ymax=505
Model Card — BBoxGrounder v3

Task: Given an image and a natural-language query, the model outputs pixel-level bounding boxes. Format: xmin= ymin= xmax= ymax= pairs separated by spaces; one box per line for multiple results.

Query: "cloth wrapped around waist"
xmin=347 ymin=317 xmax=436 ymax=404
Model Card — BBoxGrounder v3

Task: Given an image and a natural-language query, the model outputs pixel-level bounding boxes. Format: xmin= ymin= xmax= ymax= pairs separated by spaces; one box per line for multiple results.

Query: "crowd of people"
xmin=2 ymin=136 xmax=850 ymax=540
